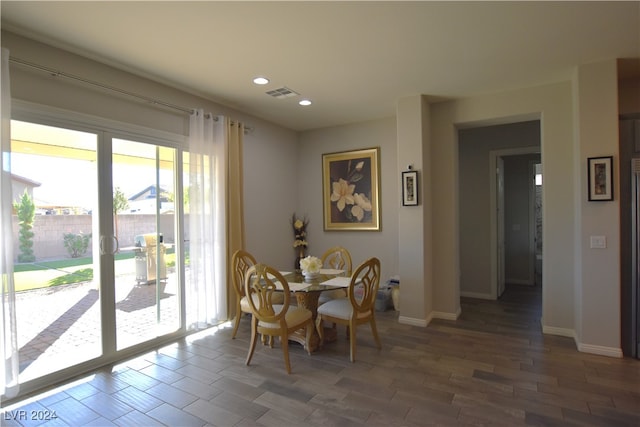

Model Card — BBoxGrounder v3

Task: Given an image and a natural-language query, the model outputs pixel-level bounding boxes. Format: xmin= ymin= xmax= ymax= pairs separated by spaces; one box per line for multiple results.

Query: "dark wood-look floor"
xmin=2 ymin=284 xmax=639 ymax=426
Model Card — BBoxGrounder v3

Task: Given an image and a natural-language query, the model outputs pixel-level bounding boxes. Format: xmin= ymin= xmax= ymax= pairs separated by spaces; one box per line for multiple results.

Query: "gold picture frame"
xmin=322 ymin=147 xmax=380 ymax=231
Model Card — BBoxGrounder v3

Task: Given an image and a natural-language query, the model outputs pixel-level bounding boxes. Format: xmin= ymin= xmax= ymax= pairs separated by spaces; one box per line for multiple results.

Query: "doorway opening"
xmin=490 ymin=148 xmax=541 ymax=299
xmin=457 ymin=119 xmax=542 ymax=308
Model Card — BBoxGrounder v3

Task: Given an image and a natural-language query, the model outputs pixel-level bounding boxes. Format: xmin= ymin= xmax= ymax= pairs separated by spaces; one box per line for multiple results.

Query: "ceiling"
xmin=1 ymin=1 xmax=638 ymax=132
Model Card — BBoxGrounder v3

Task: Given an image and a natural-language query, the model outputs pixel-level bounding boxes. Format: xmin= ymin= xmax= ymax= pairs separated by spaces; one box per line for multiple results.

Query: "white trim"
xmin=432 ymin=308 xmax=461 ymax=321
xmin=12 ymin=100 xmax=187 ymax=147
xmin=542 ymin=325 xmax=575 ymax=338
xmin=542 ymin=325 xmax=623 ymax=358
xmin=460 ymin=291 xmax=494 ymax=300
xmin=577 ymin=343 xmax=623 ymax=358
xmin=398 ymin=316 xmax=429 ymax=327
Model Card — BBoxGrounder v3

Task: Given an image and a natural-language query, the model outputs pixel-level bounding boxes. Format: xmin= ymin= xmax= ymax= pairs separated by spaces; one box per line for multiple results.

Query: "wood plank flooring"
xmin=2 ymin=284 xmax=639 ymax=426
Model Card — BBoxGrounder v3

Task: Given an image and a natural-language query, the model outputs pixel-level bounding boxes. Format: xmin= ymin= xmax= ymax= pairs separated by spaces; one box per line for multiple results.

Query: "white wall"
xmin=575 ymin=60 xmax=621 ymax=356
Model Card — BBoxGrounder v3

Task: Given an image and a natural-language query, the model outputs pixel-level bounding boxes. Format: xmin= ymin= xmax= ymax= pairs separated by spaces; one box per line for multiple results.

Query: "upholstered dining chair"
xmin=244 ymin=263 xmax=313 ymax=374
xmin=321 ymin=246 xmax=353 ymax=275
xmin=316 ymin=257 xmax=382 ymax=362
xmin=230 ymin=249 xmax=257 ymax=339
xmin=318 ymin=246 xmax=353 ymax=305
xmin=231 ymin=249 xmax=284 ymax=340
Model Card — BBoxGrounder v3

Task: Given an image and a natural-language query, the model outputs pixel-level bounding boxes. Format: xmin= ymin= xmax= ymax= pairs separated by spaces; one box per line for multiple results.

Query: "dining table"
xmin=275 ymin=268 xmax=351 ymax=353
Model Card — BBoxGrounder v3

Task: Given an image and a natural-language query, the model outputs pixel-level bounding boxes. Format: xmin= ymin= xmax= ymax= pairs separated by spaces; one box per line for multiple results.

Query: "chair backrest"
xmin=321 ymin=246 xmax=353 ymax=276
xmin=348 ymin=257 xmax=381 ymax=314
xmin=232 ymin=249 xmax=257 ymax=298
xmin=244 ymin=263 xmax=291 ymax=324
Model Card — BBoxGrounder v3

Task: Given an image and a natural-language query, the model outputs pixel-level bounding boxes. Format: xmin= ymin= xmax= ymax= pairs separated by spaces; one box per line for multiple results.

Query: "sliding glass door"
xmin=10 ymin=120 xmax=101 ymax=382
xmin=112 ymin=138 xmax=180 ymax=350
xmin=9 ymin=117 xmax=184 ymax=388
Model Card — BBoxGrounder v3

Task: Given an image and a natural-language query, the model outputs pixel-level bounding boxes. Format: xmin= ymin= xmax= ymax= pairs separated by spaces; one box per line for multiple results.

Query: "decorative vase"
xmin=303 ymin=271 xmax=319 ymax=281
xmin=391 ymin=287 xmax=400 ymax=311
xmin=295 ymin=247 xmax=305 ymax=272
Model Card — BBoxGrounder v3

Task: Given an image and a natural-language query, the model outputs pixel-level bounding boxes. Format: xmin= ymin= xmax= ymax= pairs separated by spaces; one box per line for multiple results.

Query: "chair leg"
xmin=305 ymin=322 xmax=313 ymax=355
xmin=370 ymin=316 xmax=382 ymax=349
xmin=315 ymin=316 xmax=324 ymax=343
xmin=281 ymin=332 xmax=292 ymax=374
xmin=245 ymin=318 xmax=258 ymax=366
xmin=349 ymin=321 xmax=357 ymax=363
xmin=231 ymin=311 xmax=242 ymax=339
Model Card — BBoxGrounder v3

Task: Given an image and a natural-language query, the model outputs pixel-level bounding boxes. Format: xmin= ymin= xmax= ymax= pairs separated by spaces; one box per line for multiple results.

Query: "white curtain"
xmin=1 ymin=48 xmax=19 ymax=398
xmin=186 ymin=110 xmax=228 ymax=329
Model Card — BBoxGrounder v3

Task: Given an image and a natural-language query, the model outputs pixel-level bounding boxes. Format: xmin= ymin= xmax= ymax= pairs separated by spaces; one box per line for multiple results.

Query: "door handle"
xmin=99 ymin=235 xmax=120 ymax=255
xmin=111 ymin=236 xmax=119 ymax=255
xmin=100 ymin=235 xmax=107 ymax=255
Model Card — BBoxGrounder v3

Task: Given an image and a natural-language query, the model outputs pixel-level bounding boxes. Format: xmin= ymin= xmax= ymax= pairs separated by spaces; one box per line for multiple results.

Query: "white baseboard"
xmin=577 ymin=342 xmax=623 ymax=358
xmin=542 ymin=325 xmax=575 ymax=338
xmin=432 ymin=309 xmax=460 ymax=321
xmin=398 ymin=316 xmax=429 ymax=327
xmin=460 ymin=291 xmax=494 ymax=300
xmin=543 ymin=325 xmax=623 ymax=358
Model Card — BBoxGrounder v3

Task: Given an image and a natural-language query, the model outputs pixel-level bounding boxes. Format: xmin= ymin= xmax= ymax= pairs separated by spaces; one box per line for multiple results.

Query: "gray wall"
xmin=298 ymin=118 xmax=399 ymax=282
xmin=458 ymin=121 xmax=540 ymax=297
xmin=504 ymin=153 xmax=541 ymax=285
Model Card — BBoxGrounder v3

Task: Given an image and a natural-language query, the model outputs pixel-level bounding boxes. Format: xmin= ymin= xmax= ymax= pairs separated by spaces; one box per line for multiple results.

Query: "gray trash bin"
xmin=134 ymin=233 xmax=167 ymax=284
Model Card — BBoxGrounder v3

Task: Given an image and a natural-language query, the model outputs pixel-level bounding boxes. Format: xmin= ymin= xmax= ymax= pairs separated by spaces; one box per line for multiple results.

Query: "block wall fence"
xmin=11 ymin=214 xmax=181 ymax=262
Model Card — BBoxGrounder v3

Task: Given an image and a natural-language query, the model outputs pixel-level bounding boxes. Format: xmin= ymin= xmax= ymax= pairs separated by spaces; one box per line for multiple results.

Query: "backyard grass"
xmin=13 ymin=249 xmax=177 ymax=292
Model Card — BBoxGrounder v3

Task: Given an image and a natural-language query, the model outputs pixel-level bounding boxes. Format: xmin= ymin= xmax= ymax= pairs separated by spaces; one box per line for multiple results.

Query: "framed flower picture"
xmin=322 ymin=147 xmax=381 ymax=231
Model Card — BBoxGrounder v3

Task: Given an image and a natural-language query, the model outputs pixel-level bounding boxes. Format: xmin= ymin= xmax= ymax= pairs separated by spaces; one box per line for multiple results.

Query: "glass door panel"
xmin=10 ymin=120 xmax=101 ymax=382
xmin=112 ymin=138 xmax=179 ymax=350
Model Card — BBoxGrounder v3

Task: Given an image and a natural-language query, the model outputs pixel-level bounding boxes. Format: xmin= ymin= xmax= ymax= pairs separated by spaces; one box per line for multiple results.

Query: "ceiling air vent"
xmin=265 ymin=87 xmax=299 ymax=99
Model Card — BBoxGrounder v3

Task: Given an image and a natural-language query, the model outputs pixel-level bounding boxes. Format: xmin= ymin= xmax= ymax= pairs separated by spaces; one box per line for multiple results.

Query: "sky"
xmin=11 ymin=152 xmax=174 ymax=209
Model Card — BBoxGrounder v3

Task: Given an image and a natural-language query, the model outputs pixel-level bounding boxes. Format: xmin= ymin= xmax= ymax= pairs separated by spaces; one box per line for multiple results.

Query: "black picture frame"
xmin=587 ymin=156 xmax=613 ymax=201
xmin=402 ymin=170 xmax=418 ymax=206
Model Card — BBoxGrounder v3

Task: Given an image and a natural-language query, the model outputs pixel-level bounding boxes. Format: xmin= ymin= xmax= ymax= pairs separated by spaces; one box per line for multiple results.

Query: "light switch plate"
xmin=590 ymin=235 xmax=606 ymax=249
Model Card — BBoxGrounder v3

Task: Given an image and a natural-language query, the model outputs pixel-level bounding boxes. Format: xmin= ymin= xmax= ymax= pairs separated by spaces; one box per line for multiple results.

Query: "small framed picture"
xmin=587 ymin=156 xmax=613 ymax=201
xmin=402 ymin=170 xmax=418 ymax=206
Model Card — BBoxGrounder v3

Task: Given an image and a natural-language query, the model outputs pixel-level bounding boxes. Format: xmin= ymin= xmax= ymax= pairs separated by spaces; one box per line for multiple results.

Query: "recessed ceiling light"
xmin=253 ymin=77 xmax=269 ymax=85
xmin=299 ymin=99 xmax=312 ymax=106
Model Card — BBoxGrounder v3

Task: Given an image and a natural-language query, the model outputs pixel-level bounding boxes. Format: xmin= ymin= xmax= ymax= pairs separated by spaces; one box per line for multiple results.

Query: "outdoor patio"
xmin=14 ymin=266 xmax=180 ymax=382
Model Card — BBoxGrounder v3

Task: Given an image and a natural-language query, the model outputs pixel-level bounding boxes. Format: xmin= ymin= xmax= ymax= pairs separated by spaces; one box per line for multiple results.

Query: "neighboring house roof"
xmin=11 ymin=173 xmax=41 ymax=187
xmin=128 ymin=185 xmax=170 ymax=202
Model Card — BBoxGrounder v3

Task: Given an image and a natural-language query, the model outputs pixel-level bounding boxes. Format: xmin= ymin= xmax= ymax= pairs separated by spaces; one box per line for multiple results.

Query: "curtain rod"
xmin=9 ymin=56 xmax=253 ymax=131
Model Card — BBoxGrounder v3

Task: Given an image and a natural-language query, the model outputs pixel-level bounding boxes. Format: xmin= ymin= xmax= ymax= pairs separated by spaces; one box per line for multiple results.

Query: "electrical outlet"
xmin=590 ymin=235 xmax=606 ymax=249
